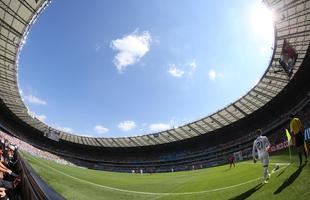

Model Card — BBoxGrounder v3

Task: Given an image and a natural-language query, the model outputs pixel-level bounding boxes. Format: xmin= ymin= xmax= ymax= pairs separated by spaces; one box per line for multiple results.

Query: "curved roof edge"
xmin=0 ymin=0 xmax=309 ymax=147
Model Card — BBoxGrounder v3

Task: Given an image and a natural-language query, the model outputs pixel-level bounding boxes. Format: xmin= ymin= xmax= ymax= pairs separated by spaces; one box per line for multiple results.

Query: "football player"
xmin=252 ymin=129 xmax=271 ymax=183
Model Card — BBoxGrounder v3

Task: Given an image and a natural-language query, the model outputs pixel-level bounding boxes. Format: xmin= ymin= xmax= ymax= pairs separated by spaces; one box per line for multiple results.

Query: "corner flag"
xmin=286 ymin=129 xmax=291 ymax=144
xmin=285 ymin=129 xmax=292 ymax=160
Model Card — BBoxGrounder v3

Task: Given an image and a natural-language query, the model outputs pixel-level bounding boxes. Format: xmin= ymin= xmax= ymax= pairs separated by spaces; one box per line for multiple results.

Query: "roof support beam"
xmin=0 ymin=45 xmax=16 ymax=56
xmin=0 ymin=33 xmax=19 ymax=47
xmin=113 ymin=138 xmax=127 ymax=147
xmin=276 ymin=0 xmax=309 ymax=13
xmin=17 ymin=0 xmax=37 ymax=13
xmin=187 ymin=124 xmax=203 ymax=135
xmin=286 ymin=40 xmax=310 ymax=46
xmin=161 ymin=134 xmax=174 ymax=142
xmin=253 ymin=89 xmax=274 ymax=100
xmin=0 ymin=18 xmax=23 ymax=38
xmin=244 ymin=96 xmax=260 ymax=109
xmin=0 ymin=0 xmax=28 ymax=26
xmin=238 ymin=99 xmax=255 ymax=112
xmin=260 ymin=79 xmax=284 ymax=90
xmin=179 ymin=126 xmax=195 ymax=137
xmin=248 ymin=92 xmax=267 ymax=105
xmin=130 ymin=138 xmax=143 ymax=146
xmin=0 ymin=54 xmax=16 ymax=65
xmin=202 ymin=119 xmax=217 ymax=130
xmin=277 ymin=19 xmax=310 ymax=33
xmin=95 ymin=138 xmax=105 ymax=147
xmin=264 ymin=75 xmax=289 ymax=84
xmin=209 ymin=116 xmax=224 ymax=127
xmin=152 ymin=134 xmax=167 ymax=143
xmin=277 ymin=31 xmax=310 ymax=41
xmin=224 ymin=108 xmax=240 ymax=120
xmin=232 ymin=104 xmax=248 ymax=116
xmin=128 ymin=138 xmax=141 ymax=146
xmin=136 ymin=137 xmax=150 ymax=146
xmin=255 ymin=85 xmax=278 ymax=96
xmin=193 ymin=122 xmax=209 ymax=133
xmin=146 ymin=135 xmax=159 ymax=145
xmin=167 ymin=130 xmax=183 ymax=140
xmin=217 ymin=112 xmax=232 ymax=124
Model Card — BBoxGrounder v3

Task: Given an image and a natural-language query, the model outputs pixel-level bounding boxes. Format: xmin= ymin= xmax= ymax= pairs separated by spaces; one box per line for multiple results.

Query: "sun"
xmin=250 ymin=2 xmax=275 ymax=40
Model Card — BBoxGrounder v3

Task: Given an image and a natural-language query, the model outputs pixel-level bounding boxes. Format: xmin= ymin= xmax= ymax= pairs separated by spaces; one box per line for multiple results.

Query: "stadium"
xmin=0 ymin=0 xmax=310 ymax=199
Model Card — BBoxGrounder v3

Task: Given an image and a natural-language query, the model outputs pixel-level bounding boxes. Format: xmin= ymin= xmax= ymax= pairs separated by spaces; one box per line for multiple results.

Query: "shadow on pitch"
xmin=273 ymin=164 xmax=305 ymax=194
xmin=275 ymin=164 xmax=290 ymax=177
xmin=276 ymin=170 xmax=285 ymax=177
xmin=223 ymin=168 xmax=233 ymax=172
xmin=276 ymin=167 xmax=287 ymax=177
xmin=229 ymin=183 xmax=263 ymax=200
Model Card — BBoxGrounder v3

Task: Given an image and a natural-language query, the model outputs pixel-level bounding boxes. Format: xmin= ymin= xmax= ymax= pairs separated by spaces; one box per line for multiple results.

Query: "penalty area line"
xmin=33 ymin=158 xmax=290 ymax=196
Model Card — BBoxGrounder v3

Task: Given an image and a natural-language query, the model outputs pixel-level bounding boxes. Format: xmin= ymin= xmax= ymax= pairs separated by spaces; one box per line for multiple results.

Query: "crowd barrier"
xmin=16 ymin=152 xmax=64 ymax=200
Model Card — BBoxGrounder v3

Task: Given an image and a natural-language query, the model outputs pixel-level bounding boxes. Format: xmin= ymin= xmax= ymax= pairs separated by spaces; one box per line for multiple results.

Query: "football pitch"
xmin=21 ymin=151 xmax=310 ymax=200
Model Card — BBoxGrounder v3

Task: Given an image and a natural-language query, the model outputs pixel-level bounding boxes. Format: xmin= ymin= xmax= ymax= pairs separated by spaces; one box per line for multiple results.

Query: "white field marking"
xmin=239 ymin=162 xmax=291 ymax=166
xmin=34 ymin=158 xmax=290 ymax=196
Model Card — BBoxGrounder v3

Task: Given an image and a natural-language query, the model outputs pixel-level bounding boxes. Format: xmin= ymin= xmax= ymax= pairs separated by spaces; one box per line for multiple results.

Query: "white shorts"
xmin=260 ymin=154 xmax=269 ymax=167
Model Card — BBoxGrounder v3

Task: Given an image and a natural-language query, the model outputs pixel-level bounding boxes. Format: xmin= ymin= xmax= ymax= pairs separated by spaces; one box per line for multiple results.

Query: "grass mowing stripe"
xmin=32 ymin=156 xmax=290 ymax=196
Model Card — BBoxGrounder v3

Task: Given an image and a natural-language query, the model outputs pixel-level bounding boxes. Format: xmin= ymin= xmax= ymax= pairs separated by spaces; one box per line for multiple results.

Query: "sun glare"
xmin=250 ymin=3 xmax=274 ymax=40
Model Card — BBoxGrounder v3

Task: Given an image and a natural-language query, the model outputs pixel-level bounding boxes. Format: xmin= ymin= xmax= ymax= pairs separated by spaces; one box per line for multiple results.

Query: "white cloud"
xmin=110 ymin=30 xmax=152 ymax=72
xmin=189 ymin=60 xmax=197 ymax=69
xmin=118 ymin=120 xmax=136 ymax=131
xmin=36 ymin=114 xmax=47 ymax=122
xmin=168 ymin=60 xmax=197 ymax=78
xmin=24 ymin=95 xmax=47 ymax=105
xmin=208 ymin=69 xmax=222 ymax=81
xmin=94 ymin=125 xmax=109 ymax=134
xmin=56 ymin=126 xmax=73 ymax=133
xmin=168 ymin=64 xmax=184 ymax=77
xmin=149 ymin=123 xmax=171 ymax=132
xmin=28 ymin=111 xmax=46 ymax=122
xmin=208 ymin=70 xmax=217 ymax=80
xmin=188 ymin=60 xmax=197 ymax=77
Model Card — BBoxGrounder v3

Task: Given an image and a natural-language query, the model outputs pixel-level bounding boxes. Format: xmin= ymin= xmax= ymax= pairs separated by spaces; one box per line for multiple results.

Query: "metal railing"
xmin=16 ymin=152 xmax=64 ymax=200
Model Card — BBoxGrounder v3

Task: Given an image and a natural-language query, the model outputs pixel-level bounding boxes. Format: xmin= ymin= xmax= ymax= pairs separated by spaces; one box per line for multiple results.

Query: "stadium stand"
xmin=0 ymin=131 xmax=73 ymax=166
xmin=0 ymin=0 xmax=309 ymax=147
xmin=0 ymin=0 xmax=310 ymax=198
xmin=0 ymin=131 xmax=66 ymax=199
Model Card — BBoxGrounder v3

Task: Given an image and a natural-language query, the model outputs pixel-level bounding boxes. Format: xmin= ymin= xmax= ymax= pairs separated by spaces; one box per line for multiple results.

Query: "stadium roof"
xmin=0 ymin=0 xmax=309 ymax=147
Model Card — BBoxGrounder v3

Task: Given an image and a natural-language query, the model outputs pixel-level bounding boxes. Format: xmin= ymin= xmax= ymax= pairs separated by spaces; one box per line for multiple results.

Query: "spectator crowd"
xmin=0 ymin=131 xmax=73 ymax=166
xmin=0 ymin=133 xmax=21 ymax=199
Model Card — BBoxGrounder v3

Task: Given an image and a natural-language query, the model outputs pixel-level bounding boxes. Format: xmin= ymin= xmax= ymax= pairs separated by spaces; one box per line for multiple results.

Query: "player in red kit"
xmin=228 ymin=154 xmax=235 ymax=169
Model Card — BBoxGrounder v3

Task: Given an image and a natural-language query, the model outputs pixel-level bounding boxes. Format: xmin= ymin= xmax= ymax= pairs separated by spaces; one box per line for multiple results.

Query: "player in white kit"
xmin=252 ymin=129 xmax=271 ymax=183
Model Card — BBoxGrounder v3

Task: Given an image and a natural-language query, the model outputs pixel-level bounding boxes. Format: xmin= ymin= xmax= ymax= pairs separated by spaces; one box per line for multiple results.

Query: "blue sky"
xmin=18 ymin=0 xmax=274 ymax=137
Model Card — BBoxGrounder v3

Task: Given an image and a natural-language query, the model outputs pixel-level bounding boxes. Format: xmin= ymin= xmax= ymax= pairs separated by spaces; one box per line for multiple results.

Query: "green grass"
xmin=21 ymin=150 xmax=310 ymax=200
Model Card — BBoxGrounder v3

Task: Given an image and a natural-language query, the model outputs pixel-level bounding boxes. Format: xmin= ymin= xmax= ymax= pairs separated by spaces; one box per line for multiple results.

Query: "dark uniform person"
xmin=289 ymin=113 xmax=308 ymax=166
